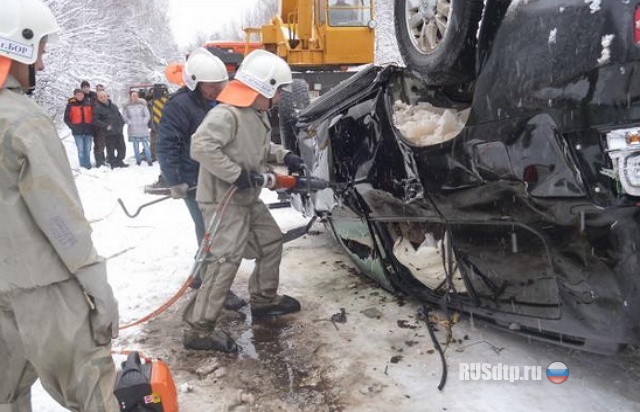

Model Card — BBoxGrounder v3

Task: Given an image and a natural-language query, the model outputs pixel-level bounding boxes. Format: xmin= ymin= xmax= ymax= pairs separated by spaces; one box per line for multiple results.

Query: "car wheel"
xmin=279 ymin=78 xmax=311 ymax=152
xmin=394 ymin=0 xmax=483 ymax=86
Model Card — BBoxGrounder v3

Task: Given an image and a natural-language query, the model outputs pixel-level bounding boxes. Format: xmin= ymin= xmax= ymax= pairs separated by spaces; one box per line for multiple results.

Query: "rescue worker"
xmin=156 ymin=48 xmax=228 ymax=247
xmin=0 ymin=0 xmax=120 ymax=410
xmin=156 ymin=48 xmax=248 ymax=307
xmin=186 ymin=50 xmax=306 ymax=352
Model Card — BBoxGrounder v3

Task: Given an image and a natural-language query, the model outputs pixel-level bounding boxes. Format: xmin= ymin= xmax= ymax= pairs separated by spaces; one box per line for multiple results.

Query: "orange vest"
xmin=68 ymin=103 xmax=93 ymax=125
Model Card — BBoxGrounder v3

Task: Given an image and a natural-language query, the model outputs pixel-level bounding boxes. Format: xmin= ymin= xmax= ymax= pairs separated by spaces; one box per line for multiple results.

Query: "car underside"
xmin=288 ymin=0 xmax=640 ymax=354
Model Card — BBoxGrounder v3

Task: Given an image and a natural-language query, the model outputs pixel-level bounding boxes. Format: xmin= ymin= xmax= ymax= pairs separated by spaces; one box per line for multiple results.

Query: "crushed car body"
xmin=290 ymin=0 xmax=640 ymax=354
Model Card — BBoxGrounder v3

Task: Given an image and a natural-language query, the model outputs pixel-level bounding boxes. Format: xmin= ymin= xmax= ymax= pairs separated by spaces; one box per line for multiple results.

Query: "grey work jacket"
xmin=191 ymin=104 xmax=289 ymax=205
xmin=0 ymin=76 xmax=104 ymax=292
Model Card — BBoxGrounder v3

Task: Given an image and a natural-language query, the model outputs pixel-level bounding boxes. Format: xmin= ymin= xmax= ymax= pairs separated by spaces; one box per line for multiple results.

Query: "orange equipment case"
xmin=114 ymin=351 xmax=178 ymax=412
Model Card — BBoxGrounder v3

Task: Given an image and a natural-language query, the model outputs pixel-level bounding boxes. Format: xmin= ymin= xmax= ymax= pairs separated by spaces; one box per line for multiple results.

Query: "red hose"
xmin=118 ymin=186 xmax=238 ymax=330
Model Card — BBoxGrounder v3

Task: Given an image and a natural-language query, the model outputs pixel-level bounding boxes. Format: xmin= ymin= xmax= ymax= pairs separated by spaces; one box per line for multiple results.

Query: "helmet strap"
xmin=25 ymin=64 xmax=36 ymax=95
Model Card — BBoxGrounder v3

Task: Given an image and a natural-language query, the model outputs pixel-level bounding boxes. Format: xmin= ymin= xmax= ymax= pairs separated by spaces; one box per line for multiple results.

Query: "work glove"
xmin=75 ymin=260 xmax=119 ymax=346
xmin=233 ymin=170 xmax=264 ymax=190
xmin=284 ymin=153 xmax=305 ymax=173
xmin=170 ymin=183 xmax=189 ymax=199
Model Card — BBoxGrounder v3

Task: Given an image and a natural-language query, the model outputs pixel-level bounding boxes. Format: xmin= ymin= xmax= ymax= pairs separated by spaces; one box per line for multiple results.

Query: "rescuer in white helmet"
xmin=157 ymin=47 xmax=229 ymax=248
xmin=186 ymin=50 xmax=305 ymax=352
xmin=0 ymin=0 xmax=120 ymax=410
xmin=156 ymin=47 xmax=246 ymax=310
xmin=156 ymin=47 xmax=227 ymax=259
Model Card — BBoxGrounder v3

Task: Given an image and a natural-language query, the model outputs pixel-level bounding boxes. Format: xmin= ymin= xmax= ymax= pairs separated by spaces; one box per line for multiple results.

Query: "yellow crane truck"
xmin=249 ymin=0 xmax=375 ymax=94
xmin=204 ymin=0 xmax=376 ymax=149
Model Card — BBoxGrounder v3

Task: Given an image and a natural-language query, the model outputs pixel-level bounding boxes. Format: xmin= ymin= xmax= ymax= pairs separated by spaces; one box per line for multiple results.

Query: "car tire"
xmin=279 ymin=78 xmax=311 ymax=152
xmin=394 ymin=0 xmax=483 ymax=86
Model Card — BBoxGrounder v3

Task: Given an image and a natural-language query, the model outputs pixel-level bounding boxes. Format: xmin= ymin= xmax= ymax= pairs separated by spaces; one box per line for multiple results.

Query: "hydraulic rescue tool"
xmin=117 ymin=187 xmax=196 ymax=218
xmin=191 ymin=169 xmax=328 ymax=285
xmin=118 ymin=173 xmax=329 ymax=218
xmin=189 ymin=171 xmax=330 ymax=285
xmin=246 ymin=172 xmax=331 ymax=192
xmin=113 ymin=172 xmax=329 ymax=408
xmin=245 ymin=171 xmax=330 ymax=242
xmin=117 ymin=171 xmax=329 ymax=329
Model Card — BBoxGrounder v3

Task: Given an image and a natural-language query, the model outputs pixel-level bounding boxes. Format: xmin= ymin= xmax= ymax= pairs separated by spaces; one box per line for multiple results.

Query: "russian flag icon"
xmin=546 ymin=362 xmax=569 ymax=384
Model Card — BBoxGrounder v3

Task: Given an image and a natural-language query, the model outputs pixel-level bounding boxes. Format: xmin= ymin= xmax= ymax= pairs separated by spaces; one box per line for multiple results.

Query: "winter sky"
xmin=169 ymin=0 xmax=259 ymax=47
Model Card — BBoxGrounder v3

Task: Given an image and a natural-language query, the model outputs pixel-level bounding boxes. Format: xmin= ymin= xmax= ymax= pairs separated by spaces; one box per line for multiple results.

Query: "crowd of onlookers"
xmin=63 ymin=80 xmax=154 ymax=169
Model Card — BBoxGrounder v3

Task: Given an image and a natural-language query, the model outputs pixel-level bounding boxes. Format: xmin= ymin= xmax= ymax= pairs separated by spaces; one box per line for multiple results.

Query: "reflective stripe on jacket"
xmin=151 ymin=97 xmax=167 ymax=130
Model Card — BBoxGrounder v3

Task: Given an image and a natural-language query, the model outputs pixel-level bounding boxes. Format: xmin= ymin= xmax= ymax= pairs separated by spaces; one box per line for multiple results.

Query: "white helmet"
xmin=235 ymin=50 xmax=292 ymax=99
xmin=0 ymin=0 xmax=60 ymax=65
xmin=182 ymin=47 xmax=228 ymax=91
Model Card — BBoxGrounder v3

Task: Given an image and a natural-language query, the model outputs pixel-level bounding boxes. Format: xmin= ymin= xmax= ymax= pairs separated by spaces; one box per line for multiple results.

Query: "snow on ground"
xmin=31 ymin=131 xmax=640 ymax=411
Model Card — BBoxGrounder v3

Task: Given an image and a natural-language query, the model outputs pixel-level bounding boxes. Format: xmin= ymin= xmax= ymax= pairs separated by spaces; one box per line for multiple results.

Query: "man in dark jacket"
xmin=81 ymin=80 xmax=106 ymax=167
xmin=156 ymin=48 xmax=246 ymax=306
xmin=94 ymin=90 xmax=128 ymax=168
xmin=64 ymin=88 xmax=94 ymax=169
xmin=156 ymin=48 xmax=228 ymax=244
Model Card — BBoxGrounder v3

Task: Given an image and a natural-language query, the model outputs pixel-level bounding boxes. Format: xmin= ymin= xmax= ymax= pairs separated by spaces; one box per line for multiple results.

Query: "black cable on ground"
xmin=422 ymin=305 xmax=448 ymax=391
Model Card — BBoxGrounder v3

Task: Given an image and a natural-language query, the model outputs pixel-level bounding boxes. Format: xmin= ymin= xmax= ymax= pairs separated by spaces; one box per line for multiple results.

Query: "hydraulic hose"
xmin=118 ymin=186 xmax=238 ymax=330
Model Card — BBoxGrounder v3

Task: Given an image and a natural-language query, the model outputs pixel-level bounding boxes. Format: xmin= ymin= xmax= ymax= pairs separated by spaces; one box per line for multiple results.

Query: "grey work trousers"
xmin=0 ymin=279 xmax=119 ymax=412
xmin=183 ymin=200 xmax=283 ymax=329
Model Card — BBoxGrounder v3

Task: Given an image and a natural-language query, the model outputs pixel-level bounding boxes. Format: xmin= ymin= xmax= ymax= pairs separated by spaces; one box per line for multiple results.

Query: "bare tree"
xmin=35 ymin=0 xmax=276 ymax=123
xmin=37 ymin=0 xmax=179 ymax=121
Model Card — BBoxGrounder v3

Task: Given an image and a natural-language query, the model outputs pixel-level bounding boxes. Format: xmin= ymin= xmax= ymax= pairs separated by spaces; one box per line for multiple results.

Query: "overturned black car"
xmin=288 ymin=0 xmax=640 ymax=354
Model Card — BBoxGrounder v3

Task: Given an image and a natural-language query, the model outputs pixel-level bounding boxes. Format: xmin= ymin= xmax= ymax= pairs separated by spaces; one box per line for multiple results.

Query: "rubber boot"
xmin=251 ymin=295 xmax=301 ymax=318
xmin=224 ymin=290 xmax=247 ymax=311
xmin=183 ymin=328 xmax=238 ymax=352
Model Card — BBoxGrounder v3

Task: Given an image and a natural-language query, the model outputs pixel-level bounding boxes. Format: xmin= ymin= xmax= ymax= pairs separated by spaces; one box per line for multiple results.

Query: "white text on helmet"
xmin=0 ymin=36 xmax=34 ymax=60
xmin=238 ymin=71 xmax=276 ymax=97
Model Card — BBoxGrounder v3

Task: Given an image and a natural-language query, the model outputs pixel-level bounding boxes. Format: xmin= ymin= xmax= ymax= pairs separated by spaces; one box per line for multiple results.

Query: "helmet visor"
xmin=278 ymin=84 xmax=292 ymax=93
xmin=0 ymin=56 xmax=11 ymax=87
